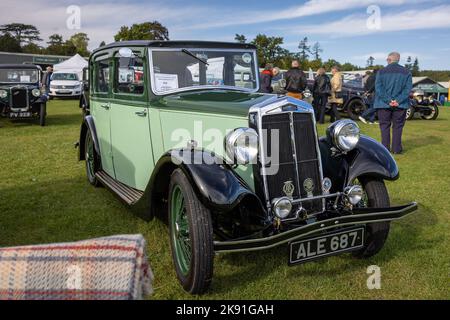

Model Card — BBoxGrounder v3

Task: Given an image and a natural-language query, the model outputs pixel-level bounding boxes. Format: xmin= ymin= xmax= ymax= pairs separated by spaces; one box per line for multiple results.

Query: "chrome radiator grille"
xmin=261 ymin=112 xmax=323 ymax=214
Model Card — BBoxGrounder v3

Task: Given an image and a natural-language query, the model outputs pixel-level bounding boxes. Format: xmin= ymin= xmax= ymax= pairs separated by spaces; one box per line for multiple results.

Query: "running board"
xmin=95 ymin=171 xmax=144 ymax=205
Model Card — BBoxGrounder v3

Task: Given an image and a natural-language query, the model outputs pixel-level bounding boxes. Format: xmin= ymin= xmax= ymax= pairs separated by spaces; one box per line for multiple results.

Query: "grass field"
xmin=0 ymin=100 xmax=449 ymax=299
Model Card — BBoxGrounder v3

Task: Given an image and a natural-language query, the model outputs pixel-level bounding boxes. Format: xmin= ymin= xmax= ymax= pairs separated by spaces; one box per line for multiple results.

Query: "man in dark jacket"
xmin=312 ymin=67 xmax=331 ymax=124
xmin=284 ymin=60 xmax=307 ymax=99
xmin=359 ymin=68 xmax=379 ymax=124
xmin=260 ymin=64 xmax=276 ymax=93
xmin=375 ymin=52 xmax=412 ymax=154
xmin=41 ymin=66 xmax=53 ymax=95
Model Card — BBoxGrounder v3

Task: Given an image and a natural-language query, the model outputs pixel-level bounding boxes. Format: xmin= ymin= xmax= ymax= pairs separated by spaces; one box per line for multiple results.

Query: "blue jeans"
xmin=361 ymin=96 xmax=376 ymax=122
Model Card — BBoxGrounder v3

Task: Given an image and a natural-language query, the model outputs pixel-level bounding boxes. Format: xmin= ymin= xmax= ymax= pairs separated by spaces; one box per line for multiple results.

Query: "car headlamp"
xmin=0 ymin=89 xmax=7 ymax=99
xmin=327 ymin=120 xmax=360 ymax=152
xmin=32 ymin=89 xmax=41 ymax=97
xmin=225 ymin=128 xmax=258 ymax=165
xmin=344 ymin=185 xmax=364 ymax=205
xmin=272 ymin=197 xmax=292 ymax=219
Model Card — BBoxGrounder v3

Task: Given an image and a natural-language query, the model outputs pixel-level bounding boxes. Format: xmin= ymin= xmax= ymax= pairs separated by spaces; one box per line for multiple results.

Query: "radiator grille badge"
xmin=303 ymin=178 xmax=314 ymax=198
xmin=282 ymin=181 xmax=295 ymax=198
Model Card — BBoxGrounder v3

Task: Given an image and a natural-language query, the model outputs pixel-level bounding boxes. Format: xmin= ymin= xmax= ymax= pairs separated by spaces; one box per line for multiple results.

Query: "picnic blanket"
xmin=0 ymin=234 xmax=153 ymax=300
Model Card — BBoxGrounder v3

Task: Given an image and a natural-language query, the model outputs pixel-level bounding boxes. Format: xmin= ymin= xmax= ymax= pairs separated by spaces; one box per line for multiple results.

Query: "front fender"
xmin=345 ymin=135 xmax=399 ymax=184
xmin=78 ymin=115 xmax=100 ymax=161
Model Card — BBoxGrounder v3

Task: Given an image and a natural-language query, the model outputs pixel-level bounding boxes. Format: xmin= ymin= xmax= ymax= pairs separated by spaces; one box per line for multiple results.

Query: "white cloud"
xmin=290 ymin=5 xmax=450 ymax=36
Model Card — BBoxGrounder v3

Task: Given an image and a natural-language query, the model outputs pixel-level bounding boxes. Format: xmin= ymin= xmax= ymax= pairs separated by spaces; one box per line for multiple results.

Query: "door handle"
xmin=100 ymin=104 xmax=110 ymax=110
xmin=135 ymin=109 xmax=147 ymax=117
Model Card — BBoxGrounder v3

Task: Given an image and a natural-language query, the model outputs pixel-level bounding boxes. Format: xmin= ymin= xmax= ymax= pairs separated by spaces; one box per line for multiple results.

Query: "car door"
xmin=109 ymin=50 xmax=154 ymax=191
xmin=91 ymin=57 xmax=115 ymax=177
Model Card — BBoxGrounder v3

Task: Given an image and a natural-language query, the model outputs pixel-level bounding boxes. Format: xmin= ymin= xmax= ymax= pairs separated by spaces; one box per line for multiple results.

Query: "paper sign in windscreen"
xmin=20 ymin=75 xmax=31 ymax=82
xmin=154 ymin=73 xmax=179 ymax=92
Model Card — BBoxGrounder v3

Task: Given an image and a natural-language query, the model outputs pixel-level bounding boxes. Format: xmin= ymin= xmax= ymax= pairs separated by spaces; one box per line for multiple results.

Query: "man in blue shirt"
xmin=375 ymin=52 xmax=412 ymax=154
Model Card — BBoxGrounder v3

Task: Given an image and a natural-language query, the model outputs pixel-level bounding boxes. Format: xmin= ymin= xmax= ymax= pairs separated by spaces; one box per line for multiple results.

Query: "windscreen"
xmin=0 ymin=69 xmax=39 ymax=83
xmin=151 ymin=49 xmax=258 ymax=94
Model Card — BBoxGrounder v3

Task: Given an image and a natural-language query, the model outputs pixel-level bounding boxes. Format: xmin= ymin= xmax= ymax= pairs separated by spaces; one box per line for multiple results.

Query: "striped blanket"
xmin=0 ymin=234 xmax=153 ymax=300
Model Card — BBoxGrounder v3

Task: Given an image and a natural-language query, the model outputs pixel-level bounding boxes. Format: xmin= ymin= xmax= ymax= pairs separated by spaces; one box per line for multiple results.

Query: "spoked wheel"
xmin=352 ymin=178 xmax=391 ymax=258
xmin=347 ymin=100 xmax=367 ymax=120
xmin=405 ymin=106 xmax=415 ymax=120
xmin=421 ymin=104 xmax=439 ymax=120
xmin=169 ymin=169 xmax=214 ymax=294
xmin=85 ymin=129 xmax=100 ymax=187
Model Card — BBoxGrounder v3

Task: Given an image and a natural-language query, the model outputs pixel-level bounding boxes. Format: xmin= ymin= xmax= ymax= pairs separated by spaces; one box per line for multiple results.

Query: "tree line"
xmin=0 ymin=21 xmax=446 ymax=80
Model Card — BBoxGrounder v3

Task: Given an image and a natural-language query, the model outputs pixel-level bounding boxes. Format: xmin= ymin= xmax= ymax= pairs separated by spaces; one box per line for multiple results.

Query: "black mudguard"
xmin=78 ymin=115 xmax=100 ymax=161
xmin=133 ymin=149 xmax=266 ymax=221
xmin=319 ymin=135 xmax=399 ymax=190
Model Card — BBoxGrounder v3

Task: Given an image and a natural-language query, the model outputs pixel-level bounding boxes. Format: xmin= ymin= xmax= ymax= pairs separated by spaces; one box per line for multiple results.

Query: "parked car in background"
xmin=0 ymin=64 xmax=48 ymax=126
xmin=49 ymin=71 xmax=82 ymax=99
xmin=78 ymin=41 xmax=417 ymax=294
xmin=407 ymin=89 xmax=439 ymax=120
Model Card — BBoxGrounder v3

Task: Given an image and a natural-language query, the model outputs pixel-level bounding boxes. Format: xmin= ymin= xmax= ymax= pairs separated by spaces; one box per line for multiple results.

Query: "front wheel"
xmin=168 ymin=169 xmax=214 ymax=294
xmin=85 ymin=129 xmax=101 ymax=187
xmin=421 ymin=104 xmax=439 ymax=120
xmin=347 ymin=99 xmax=367 ymax=120
xmin=39 ymin=103 xmax=46 ymax=126
xmin=352 ymin=178 xmax=391 ymax=258
xmin=405 ymin=106 xmax=415 ymax=120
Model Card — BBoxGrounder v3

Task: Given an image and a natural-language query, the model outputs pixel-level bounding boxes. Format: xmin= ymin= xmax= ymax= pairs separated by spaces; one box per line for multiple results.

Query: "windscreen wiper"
xmin=181 ymin=49 xmax=209 ymax=66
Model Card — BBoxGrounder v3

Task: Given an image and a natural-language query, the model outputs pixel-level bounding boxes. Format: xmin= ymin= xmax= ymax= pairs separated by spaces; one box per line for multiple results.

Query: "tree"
xmin=0 ymin=33 xmax=22 ymax=52
xmin=114 ymin=21 xmax=169 ymax=41
xmin=405 ymin=56 xmax=412 ymax=71
xmin=234 ymin=34 xmax=247 ymax=43
xmin=22 ymin=43 xmax=41 ymax=54
xmin=251 ymin=34 xmax=287 ymax=67
xmin=323 ymin=59 xmax=341 ymax=71
xmin=47 ymin=34 xmax=63 ymax=47
xmin=341 ymin=62 xmax=360 ymax=71
xmin=366 ymin=56 xmax=375 ymax=68
xmin=311 ymin=42 xmax=323 ymax=60
xmin=69 ymin=32 xmax=90 ymax=56
xmin=0 ymin=23 xmax=42 ymax=45
xmin=298 ymin=37 xmax=311 ymax=63
xmin=412 ymin=57 xmax=420 ymax=76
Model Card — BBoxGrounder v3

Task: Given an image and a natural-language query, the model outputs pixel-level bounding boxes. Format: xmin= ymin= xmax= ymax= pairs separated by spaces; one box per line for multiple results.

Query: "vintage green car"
xmin=78 ymin=41 xmax=417 ymax=294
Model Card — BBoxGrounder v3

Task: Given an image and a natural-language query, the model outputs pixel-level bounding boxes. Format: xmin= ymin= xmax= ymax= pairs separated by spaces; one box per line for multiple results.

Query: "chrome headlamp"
xmin=327 ymin=119 xmax=360 ymax=152
xmin=225 ymin=128 xmax=258 ymax=165
xmin=272 ymin=197 xmax=292 ymax=219
xmin=0 ymin=89 xmax=7 ymax=99
xmin=32 ymin=88 xmax=41 ymax=97
xmin=344 ymin=185 xmax=364 ymax=205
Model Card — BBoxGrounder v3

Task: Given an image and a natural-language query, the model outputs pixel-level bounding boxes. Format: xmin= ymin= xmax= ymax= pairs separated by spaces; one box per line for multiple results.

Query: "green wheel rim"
xmin=86 ymin=133 xmax=95 ymax=179
xmin=170 ymin=185 xmax=191 ymax=276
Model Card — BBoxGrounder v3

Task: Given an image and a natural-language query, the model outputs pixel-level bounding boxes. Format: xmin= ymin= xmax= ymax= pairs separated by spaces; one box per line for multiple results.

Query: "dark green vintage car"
xmin=0 ymin=64 xmax=48 ymax=126
xmin=78 ymin=41 xmax=417 ymax=294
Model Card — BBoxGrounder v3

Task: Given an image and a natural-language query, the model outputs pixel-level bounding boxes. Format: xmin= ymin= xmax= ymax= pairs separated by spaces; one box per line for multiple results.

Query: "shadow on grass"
xmin=212 ymin=200 xmax=437 ymax=292
xmin=0 ymin=112 xmax=82 ymax=128
xmin=403 ymin=135 xmax=443 ymax=151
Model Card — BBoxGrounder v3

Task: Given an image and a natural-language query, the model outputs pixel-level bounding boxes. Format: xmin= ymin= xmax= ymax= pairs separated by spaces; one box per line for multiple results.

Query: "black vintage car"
xmin=0 ymin=64 xmax=48 ymax=126
xmin=79 ymin=66 xmax=90 ymax=116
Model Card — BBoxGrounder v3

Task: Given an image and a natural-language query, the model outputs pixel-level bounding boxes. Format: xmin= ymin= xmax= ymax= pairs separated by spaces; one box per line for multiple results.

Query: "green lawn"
xmin=0 ymin=100 xmax=449 ymax=299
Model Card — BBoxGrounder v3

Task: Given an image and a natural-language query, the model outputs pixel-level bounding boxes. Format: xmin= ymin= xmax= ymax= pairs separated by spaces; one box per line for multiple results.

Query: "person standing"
xmin=41 ymin=66 xmax=53 ymax=96
xmin=359 ymin=68 xmax=379 ymax=124
xmin=260 ymin=64 xmax=274 ymax=93
xmin=284 ymin=60 xmax=307 ymax=100
xmin=375 ymin=52 xmax=412 ymax=154
xmin=439 ymin=94 xmax=446 ymax=106
xmin=329 ymin=66 xmax=343 ymax=122
xmin=312 ymin=67 xmax=331 ymax=124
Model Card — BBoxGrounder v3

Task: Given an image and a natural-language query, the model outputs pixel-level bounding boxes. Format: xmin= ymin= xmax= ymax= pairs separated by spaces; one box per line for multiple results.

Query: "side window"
xmin=114 ymin=56 xmax=144 ymax=95
xmin=94 ymin=59 xmax=110 ymax=93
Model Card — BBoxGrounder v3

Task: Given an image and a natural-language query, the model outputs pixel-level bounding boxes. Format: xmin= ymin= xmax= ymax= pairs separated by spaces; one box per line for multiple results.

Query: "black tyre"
xmin=39 ymin=103 xmax=46 ymax=126
xmin=405 ymin=106 xmax=415 ymax=120
xmin=85 ymin=129 xmax=101 ymax=187
xmin=168 ymin=169 xmax=214 ymax=294
xmin=347 ymin=99 xmax=367 ymax=120
xmin=352 ymin=178 xmax=391 ymax=258
xmin=421 ymin=104 xmax=439 ymax=120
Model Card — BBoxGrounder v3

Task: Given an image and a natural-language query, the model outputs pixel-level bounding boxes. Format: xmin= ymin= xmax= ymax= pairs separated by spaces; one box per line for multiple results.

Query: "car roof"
xmin=0 ymin=64 xmax=41 ymax=70
xmin=93 ymin=40 xmax=257 ymax=54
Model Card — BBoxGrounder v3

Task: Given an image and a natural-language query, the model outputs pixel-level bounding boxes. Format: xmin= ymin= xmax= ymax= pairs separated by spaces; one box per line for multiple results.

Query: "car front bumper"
xmin=49 ymin=89 xmax=81 ymax=97
xmin=214 ymin=202 xmax=418 ymax=253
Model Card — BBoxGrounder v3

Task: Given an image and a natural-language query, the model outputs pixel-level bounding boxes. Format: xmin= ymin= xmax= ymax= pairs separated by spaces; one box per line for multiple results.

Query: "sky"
xmin=2 ymin=0 xmax=450 ymax=70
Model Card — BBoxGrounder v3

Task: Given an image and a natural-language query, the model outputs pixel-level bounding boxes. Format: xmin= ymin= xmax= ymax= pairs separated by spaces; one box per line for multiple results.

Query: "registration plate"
xmin=9 ymin=112 xmax=32 ymax=118
xmin=289 ymin=227 xmax=365 ymax=265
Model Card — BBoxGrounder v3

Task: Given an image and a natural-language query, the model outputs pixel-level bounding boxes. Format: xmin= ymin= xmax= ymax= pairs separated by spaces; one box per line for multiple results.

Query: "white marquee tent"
xmin=52 ymin=54 xmax=88 ymax=80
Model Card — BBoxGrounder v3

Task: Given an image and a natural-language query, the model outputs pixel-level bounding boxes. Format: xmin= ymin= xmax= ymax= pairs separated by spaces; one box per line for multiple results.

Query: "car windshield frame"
xmin=0 ymin=68 xmax=40 ymax=84
xmin=149 ymin=47 xmax=260 ymax=96
xmin=51 ymin=73 xmax=79 ymax=81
